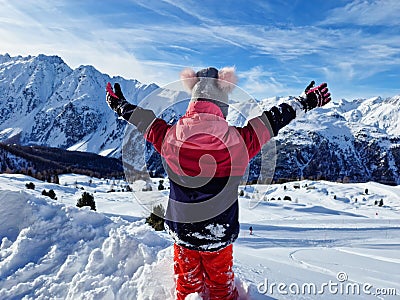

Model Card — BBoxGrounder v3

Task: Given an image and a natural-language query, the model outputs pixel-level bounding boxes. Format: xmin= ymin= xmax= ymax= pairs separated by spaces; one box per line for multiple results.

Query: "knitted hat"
xmin=180 ymin=67 xmax=237 ymax=118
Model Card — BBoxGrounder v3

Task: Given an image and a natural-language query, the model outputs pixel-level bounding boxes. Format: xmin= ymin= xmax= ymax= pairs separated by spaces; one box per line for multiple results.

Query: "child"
xmin=106 ymin=67 xmax=330 ymax=299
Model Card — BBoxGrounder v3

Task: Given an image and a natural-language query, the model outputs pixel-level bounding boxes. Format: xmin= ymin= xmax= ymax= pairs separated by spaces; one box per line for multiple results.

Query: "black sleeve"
xmin=261 ymin=103 xmax=296 ymax=136
xmin=117 ymin=101 xmax=157 ymax=134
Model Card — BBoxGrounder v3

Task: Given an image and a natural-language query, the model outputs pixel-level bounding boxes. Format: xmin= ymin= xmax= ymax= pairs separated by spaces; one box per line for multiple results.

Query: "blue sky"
xmin=0 ymin=0 xmax=399 ymax=100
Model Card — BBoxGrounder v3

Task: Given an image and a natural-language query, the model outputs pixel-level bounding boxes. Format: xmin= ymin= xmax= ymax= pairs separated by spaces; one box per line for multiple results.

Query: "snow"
xmin=2 ymin=53 xmax=399 ymax=299
xmin=0 ymin=174 xmax=399 ymax=300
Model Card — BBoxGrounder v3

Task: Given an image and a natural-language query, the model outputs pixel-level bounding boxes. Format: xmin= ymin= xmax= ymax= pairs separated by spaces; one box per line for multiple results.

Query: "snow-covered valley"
xmin=0 ymin=174 xmax=399 ymax=299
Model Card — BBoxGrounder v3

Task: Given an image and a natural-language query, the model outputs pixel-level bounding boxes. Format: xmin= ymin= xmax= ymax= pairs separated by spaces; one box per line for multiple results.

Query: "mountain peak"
xmin=386 ymin=95 xmax=400 ymax=105
xmin=0 ymin=53 xmax=156 ymax=156
xmin=34 ymin=54 xmax=66 ymax=65
xmin=0 ymin=53 xmax=12 ymax=64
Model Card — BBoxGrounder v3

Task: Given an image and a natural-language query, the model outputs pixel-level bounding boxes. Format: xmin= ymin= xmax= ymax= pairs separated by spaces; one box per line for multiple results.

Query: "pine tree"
xmin=76 ymin=192 xmax=96 ymax=211
xmin=25 ymin=182 xmax=35 ymax=190
xmin=146 ymin=204 xmax=165 ymax=231
xmin=53 ymin=174 xmax=60 ymax=184
xmin=158 ymin=180 xmax=165 ymax=191
xmin=48 ymin=189 xmax=57 ymax=200
xmin=42 ymin=189 xmax=57 ymax=200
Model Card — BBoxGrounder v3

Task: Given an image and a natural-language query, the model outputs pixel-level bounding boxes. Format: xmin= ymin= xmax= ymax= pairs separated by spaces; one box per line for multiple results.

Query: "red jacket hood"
xmin=184 ymin=100 xmax=225 ymax=119
xmin=172 ymin=101 xmax=237 ymax=150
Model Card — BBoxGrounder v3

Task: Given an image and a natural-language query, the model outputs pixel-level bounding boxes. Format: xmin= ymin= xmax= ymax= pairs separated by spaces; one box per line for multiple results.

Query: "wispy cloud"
xmin=322 ymin=0 xmax=400 ymax=26
xmin=160 ymin=0 xmax=219 ymax=25
xmin=0 ymin=0 xmax=398 ymax=100
xmin=239 ymin=66 xmax=299 ymax=98
xmin=0 ymin=0 xmax=182 ymax=84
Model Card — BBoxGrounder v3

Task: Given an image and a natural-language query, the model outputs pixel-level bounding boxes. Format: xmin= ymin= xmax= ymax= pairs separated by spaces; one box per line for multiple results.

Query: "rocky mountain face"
xmin=0 ymin=53 xmax=157 ymax=157
xmin=269 ymin=96 xmax=400 ymax=185
xmin=0 ymin=54 xmax=399 ymax=184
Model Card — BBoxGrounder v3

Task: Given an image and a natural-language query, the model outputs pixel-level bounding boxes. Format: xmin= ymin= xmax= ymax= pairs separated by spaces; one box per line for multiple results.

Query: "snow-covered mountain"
xmin=0 ymin=54 xmax=399 ymax=184
xmin=0 ymin=53 xmax=158 ymax=157
xmin=268 ymin=96 xmax=400 ymax=185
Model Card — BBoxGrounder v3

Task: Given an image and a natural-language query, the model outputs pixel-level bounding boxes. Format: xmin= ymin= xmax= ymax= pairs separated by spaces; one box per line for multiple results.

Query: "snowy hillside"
xmin=0 ymin=174 xmax=399 ymax=299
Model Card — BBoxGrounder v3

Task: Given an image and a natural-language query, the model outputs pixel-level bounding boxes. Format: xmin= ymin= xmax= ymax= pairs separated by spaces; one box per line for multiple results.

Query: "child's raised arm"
xmin=106 ymin=82 xmax=158 ymax=134
xmin=262 ymin=81 xmax=331 ymax=136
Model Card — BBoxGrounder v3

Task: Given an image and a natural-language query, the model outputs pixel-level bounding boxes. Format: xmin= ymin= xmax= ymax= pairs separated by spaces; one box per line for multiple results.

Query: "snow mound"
xmin=0 ymin=190 xmax=173 ymax=300
xmin=1 ymin=175 xmax=399 ymax=299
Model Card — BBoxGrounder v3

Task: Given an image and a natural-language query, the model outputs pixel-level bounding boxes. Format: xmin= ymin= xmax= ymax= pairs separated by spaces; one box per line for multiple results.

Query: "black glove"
xmin=106 ymin=82 xmax=156 ymax=133
xmin=297 ymin=81 xmax=331 ymax=112
xmin=106 ymin=82 xmax=126 ymax=111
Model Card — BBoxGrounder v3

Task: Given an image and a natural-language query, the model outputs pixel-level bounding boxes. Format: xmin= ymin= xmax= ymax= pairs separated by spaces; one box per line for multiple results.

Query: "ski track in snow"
xmin=0 ymin=174 xmax=399 ymax=299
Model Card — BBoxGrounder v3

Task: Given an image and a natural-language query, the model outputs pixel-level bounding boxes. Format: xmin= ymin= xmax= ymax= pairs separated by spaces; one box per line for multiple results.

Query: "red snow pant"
xmin=174 ymin=243 xmax=238 ymax=300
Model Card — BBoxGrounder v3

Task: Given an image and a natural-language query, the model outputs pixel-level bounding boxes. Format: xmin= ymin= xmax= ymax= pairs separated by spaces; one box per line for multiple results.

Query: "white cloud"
xmin=160 ymin=0 xmax=218 ymax=25
xmin=239 ymin=66 xmax=296 ymax=98
xmin=322 ymin=0 xmax=400 ymax=26
xmin=0 ymin=1 xmax=184 ymax=85
xmin=0 ymin=0 xmax=398 ymax=100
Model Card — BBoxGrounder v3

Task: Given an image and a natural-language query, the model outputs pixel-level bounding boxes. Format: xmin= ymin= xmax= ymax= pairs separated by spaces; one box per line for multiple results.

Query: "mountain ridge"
xmin=0 ymin=54 xmax=399 ymax=184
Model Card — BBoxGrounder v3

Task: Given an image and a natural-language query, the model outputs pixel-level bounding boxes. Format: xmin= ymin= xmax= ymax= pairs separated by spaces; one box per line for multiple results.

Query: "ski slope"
xmin=0 ymin=174 xmax=399 ymax=299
